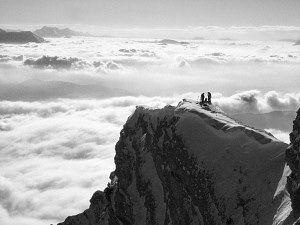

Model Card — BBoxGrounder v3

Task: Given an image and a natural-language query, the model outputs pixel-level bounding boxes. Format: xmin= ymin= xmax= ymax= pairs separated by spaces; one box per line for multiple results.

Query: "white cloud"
xmin=0 ymin=96 xmax=182 ymax=225
xmin=23 ymin=55 xmax=91 ymax=70
xmin=213 ymin=90 xmax=300 ymax=114
xmin=0 ymin=93 xmax=297 ymax=224
xmin=265 ymin=129 xmax=290 ymax=144
xmin=0 ymin=36 xmax=299 ymax=97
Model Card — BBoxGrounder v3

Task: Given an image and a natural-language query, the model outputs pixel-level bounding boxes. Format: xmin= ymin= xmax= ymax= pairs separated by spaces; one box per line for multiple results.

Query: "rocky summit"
xmin=58 ymin=99 xmax=293 ymax=225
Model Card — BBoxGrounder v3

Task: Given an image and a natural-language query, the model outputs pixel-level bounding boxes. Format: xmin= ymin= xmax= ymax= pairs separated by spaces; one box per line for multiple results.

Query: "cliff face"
xmin=286 ymin=109 xmax=300 ymax=221
xmin=59 ymin=100 xmax=289 ymax=225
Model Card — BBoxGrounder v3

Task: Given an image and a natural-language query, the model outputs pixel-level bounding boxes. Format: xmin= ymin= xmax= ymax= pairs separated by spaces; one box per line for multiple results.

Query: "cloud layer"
xmin=0 ymin=36 xmax=299 ymax=97
xmin=0 ymin=92 xmax=298 ymax=224
xmin=23 ymin=56 xmax=89 ymax=70
xmin=0 ymin=96 xmax=181 ymax=225
xmin=0 ymin=36 xmax=299 ymax=225
xmin=213 ymin=90 xmax=300 ymax=114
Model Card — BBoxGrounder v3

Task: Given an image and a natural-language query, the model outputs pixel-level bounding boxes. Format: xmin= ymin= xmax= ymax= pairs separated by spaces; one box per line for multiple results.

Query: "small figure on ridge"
xmin=208 ymin=92 xmax=212 ymax=104
xmin=200 ymin=93 xmax=205 ymax=105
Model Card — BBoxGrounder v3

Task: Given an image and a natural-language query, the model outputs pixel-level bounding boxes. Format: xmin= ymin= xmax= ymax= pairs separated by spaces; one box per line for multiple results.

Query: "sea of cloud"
xmin=0 ymin=35 xmax=299 ymax=224
xmin=0 ymin=94 xmax=298 ymax=224
xmin=1 ymin=36 xmax=299 ymax=96
xmin=2 ymin=24 xmax=300 ymax=40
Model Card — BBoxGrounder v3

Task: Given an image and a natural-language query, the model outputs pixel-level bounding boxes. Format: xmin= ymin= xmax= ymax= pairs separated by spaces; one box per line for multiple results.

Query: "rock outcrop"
xmin=0 ymin=30 xmax=44 ymax=43
xmin=286 ymin=109 xmax=300 ymax=221
xmin=59 ymin=100 xmax=289 ymax=225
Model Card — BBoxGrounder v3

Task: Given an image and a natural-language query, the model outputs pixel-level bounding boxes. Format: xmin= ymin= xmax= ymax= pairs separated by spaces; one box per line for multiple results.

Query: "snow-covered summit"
xmin=176 ymin=99 xmax=278 ymax=143
xmin=59 ymin=100 xmax=289 ymax=225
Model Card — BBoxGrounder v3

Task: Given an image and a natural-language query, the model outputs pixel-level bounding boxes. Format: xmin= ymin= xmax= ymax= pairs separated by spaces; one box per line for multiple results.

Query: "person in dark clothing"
xmin=201 ymin=93 xmax=205 ymax=104
xmin=208 ymin=92 xmax=212 ymax=104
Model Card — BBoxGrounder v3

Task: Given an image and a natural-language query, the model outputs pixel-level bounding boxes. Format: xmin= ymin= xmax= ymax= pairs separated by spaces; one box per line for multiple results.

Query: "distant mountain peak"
xmin=158 ymin=39 xmax=190 ymax=45
xmin=0 ymin=29 xmax=45 ymax=43
xmin=0 ymin=79 xmax=132 ymax=101
xmin=34 ymin=26 xmax=94 ymax=38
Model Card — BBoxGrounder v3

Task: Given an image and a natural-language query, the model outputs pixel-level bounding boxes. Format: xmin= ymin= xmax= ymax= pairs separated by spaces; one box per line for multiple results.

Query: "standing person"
xmin=201 ymin=93 xmax=205 ymax=104
xmin=208 ymin=92 xmax=212 ymax=104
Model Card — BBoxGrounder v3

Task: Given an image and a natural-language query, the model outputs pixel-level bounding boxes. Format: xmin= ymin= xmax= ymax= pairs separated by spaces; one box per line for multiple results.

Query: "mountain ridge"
xmin=33 ymin=26 xmax=96 ymax=38
xmin=0 ymin=29 xmax=45 ymax=43
xmin=58 ymin=99 xmax=290 ymax=225
xmin=0 ymin=79 xmax=131 ymax=101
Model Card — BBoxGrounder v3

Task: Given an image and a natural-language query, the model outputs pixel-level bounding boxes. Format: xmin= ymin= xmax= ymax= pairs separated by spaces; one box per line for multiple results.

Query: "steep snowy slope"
xmin=59 ymin=99 xmax=288 ymax=225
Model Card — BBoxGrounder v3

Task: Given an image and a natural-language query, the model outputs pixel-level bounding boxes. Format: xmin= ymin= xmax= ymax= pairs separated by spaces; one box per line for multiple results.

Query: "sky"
xmin=1 ymin=0 xmax=300 ymax=28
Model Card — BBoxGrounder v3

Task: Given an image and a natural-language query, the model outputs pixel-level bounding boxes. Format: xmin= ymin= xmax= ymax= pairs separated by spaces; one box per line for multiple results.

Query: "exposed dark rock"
xmin=286 ymin=109 xmax=300 ymax=218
